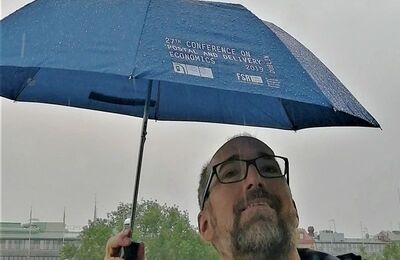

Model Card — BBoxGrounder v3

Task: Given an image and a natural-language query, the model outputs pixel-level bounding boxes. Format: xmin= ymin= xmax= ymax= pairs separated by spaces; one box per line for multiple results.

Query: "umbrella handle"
xmin=130 ymin=80 xmax=153 ymax=230
xmin=121 ymin=242 xmax=140 ymax=260
xmin=120 ymin=80 xmax=152 ymax=259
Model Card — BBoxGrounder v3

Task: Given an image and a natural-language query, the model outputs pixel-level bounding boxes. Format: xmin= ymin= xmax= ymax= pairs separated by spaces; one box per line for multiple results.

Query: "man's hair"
xmin=197 ymin=133 xmax=255 ymax=209
xmin=198 ymin=161 xmax=211 ymax=209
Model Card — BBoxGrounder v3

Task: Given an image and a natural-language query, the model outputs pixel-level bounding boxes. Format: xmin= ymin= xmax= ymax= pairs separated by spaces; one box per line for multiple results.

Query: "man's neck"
xmin=287 ymin=247 xmax=301 ymax=260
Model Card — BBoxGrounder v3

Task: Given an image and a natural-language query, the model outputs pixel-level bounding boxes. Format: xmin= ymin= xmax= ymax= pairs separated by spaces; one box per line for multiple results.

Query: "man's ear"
xmin=198 ymin=211 xmax=214 ymax=242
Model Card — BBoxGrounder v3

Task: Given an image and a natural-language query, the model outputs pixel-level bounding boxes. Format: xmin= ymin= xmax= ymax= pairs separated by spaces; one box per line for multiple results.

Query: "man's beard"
xmin=230 ymin=187 xmax=296 ymax=260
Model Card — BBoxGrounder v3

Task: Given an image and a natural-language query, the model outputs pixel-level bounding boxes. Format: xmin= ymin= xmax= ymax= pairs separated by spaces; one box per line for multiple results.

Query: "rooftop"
xmin=0 ymin=221 xmax=80 ymax=240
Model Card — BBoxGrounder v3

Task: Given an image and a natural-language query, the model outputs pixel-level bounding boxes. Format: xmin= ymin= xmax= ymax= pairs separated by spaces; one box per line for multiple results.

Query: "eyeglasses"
xmin=200 ymin=155 xmax=289 ymax=210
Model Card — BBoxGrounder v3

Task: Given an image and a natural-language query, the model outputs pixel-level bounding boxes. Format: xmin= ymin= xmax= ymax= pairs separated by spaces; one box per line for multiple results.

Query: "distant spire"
xmin=398 ymin=187 xmax=400 ymax=209
xmin=63 ymin=207 xmax=66 ymax=226
xmin=93 ymin=194 xmax=97 ymax=222
xmin=29 ymin=206 xmax=32 ymax=224
xmin=62 ymin=207 xmax=66 ymax=245
xmin=28 ymin=206 xmax=32 ymax=259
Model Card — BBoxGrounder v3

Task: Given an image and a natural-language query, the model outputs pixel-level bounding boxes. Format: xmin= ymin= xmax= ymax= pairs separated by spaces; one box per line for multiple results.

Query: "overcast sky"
xmin=1 ymin=0 xmax=399 ymax=238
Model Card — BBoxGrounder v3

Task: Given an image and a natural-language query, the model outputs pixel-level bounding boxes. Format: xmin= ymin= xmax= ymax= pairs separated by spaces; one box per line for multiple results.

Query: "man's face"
xmin=199 ymin=136 xmax=298 ymax=258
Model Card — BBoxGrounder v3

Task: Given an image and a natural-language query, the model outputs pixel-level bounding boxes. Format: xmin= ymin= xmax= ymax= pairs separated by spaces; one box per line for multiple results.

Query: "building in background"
xmin=375 ymin=230 xmax=400 ymax=242
xmin=299 ymin=227 xmax=393 ymax=256
xmin=0 ymin=220 xmax=80 ymax=260
xmin=297 ymin=228 xmax=316 ymax=249
xmin=314 ymin=230 xmax=388 ymax=256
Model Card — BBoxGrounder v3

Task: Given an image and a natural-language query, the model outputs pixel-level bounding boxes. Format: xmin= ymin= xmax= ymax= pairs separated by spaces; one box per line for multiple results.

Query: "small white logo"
xmin=172 ymin=62 xmax=214 ymax=79
xmin=266 ymin=78 xmax=280 ymax=88
xmin=173 ymin=62 xmax=187 ymax=74
xmin=236 ymin=73 xmax=263 ymax=85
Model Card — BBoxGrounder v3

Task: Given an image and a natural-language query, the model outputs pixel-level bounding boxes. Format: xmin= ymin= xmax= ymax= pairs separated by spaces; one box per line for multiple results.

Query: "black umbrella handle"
xmin=130 ymin=80 xmax=153 ymax=229
xmin=120 ymin=242 xmax=140 ymax=259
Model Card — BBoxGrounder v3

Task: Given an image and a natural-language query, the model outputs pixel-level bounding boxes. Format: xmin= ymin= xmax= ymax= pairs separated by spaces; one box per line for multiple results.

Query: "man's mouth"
xmin=233 ymin=187 xmax=281 ymax=217
xmin=241 ymin=199 xmax=273 ymax=213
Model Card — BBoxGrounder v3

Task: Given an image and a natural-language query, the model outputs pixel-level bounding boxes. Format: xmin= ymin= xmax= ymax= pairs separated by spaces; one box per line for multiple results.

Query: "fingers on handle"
xmin=137 ymin=242 xmax=145 ymax=260
xmin=105 ymin=229 xmax=131 ymax=258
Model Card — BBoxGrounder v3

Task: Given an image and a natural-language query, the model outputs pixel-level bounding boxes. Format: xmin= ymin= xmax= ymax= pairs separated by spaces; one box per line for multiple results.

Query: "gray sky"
xmin=1 ymin=0 xmax=399 ymax=238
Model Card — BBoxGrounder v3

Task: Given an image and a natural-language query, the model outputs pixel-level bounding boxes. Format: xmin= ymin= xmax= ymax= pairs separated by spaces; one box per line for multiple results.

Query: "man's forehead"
xmin=211 ymin=136 xmax=274 ymax=164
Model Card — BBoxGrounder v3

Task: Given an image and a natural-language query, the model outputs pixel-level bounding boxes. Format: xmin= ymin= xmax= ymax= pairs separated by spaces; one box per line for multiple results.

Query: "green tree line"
xmin=359 ymin=242 xmax=400 ymax=260
xmin=60 ymin=200 xmax=218 ymax=260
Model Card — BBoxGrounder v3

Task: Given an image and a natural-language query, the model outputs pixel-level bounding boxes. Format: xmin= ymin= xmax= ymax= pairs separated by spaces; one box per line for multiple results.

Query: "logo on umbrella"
xmin=236 ymin=73 xmax=264 ymax=85
xmin=173 ymin=62 xmax=214 ymax=79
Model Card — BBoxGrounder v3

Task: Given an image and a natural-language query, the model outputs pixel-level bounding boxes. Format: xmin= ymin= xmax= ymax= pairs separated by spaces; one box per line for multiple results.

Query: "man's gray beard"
xmin=230 ymin=210 xmax=295 ymax=260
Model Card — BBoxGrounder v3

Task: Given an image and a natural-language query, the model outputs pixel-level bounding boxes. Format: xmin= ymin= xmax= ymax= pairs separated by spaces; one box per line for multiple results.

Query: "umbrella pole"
xmin=130 ymin=80 xmax=153 ymax=230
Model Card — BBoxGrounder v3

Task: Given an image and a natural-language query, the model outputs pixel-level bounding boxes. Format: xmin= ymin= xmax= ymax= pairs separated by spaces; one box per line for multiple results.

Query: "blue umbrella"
xmin=1 ymin=0 xmax=379 ymax=228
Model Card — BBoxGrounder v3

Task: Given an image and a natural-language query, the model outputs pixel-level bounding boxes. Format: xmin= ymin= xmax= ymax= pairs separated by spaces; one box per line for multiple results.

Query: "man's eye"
xmin=260 ymin=166 xmax=280 ymax=175
xmin=223 ymin=171 xmax=236 ymax=177
xmin=221 ymin=170 xmax=239 ymax=179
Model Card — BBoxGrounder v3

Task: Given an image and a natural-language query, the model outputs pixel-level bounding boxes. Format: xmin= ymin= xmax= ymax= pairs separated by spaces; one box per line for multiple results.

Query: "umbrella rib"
xmin=154 ymin=81 xmax=161 ymax=120
xmin=13 ymin=69 xmax=41 ymax=102
xmin=131 ymin=0 xmax=153 ymax=76
xmin=279 ymin=98 xmax=297 ymax=131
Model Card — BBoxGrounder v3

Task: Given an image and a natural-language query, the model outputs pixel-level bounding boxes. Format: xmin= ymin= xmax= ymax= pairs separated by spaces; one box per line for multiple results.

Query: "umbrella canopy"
xmin=1 ymin=0 xmax=380 ymax=240
xmin=1 ymin=0 xmax=379 ymax=130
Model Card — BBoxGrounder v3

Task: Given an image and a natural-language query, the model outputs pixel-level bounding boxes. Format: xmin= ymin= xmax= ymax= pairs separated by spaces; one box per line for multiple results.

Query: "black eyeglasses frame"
xmin=200 ymin=155 xmax=289 ymax=210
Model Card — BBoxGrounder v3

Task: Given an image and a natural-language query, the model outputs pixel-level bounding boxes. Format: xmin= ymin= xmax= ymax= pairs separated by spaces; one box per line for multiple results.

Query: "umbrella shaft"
xmin=130 ymin=80 xmax=153 ymax=230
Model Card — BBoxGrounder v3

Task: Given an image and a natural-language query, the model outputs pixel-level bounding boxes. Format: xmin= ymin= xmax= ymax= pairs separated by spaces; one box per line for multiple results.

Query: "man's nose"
xmin=244 ymin=164 xmax=263 ymax=190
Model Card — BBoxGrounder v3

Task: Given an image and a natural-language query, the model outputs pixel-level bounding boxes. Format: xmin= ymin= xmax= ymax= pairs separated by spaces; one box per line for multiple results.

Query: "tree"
xmin=61 ymin=200 xmax=218 ymax=260
xmin=130 ymin=200 xmax=218 ymax=259
xmin=382 ymin=242 xmax=400 ymax=260
xmin=74 ymin=218 xmax=114 ymax=260
xmin=60 ymin=242 xmax=78 ymax=259
xmin=359 ymin=242 xmax=400 ymax=260
xmin=359 ymin=246 xmax=385 ymax=260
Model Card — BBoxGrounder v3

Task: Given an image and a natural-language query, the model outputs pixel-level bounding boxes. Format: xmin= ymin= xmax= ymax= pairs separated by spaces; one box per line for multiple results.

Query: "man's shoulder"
xmin=297 ymin=248 xmax=340 ymax=260
xmin=297 ymin=248 xmax=362 ymax=260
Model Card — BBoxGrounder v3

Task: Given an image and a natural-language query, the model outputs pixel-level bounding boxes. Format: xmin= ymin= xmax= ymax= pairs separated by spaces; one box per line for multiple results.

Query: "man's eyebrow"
xmin=216 ymin=151 xmax=273 ymax=164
